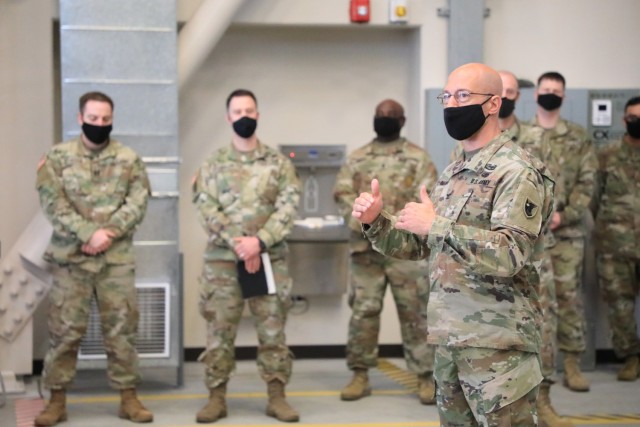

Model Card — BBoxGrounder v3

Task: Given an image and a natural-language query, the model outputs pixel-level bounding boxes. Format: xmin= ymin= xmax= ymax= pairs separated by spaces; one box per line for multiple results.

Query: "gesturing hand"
xmin=352 ymin=179 xmax=384 ymax=225
xmin=395 ymin=185 xmax=435 ymax=235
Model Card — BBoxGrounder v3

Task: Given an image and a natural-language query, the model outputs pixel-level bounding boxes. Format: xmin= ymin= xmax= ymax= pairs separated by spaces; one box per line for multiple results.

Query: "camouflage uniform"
xmin=528 ymin=117 xmax=597 ymax=354
xmin=594 ymin=139 xmax=640 ymax=359
xmin=516 ymin=119 xmax=565 ymax=382
xmin=333 ymin=137 xmax=438 ymax=375
xmin=192 ymin=141 xmax=301 ymax=389
xmin=364 ymin=133 xmax=554 ymax=425
xmin=450 ymin=122 xmax=562 ymax=382
xmin=36 ymin=138 xmax=150 ymax=390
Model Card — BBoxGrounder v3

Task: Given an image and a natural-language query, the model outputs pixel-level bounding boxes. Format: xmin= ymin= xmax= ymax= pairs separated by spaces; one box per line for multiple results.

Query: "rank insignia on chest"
xmin=524 ymin=199 xmax=538 ymax=218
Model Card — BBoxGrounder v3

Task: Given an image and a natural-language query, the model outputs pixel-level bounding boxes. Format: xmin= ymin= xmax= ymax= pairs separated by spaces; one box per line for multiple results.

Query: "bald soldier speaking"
xmin=351 ymin=63 xmax=555 ymax=426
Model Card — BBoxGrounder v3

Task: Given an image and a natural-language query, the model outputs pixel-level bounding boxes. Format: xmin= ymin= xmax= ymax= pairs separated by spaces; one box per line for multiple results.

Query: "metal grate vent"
xmin=79 ymin=283 xmax=170 ymax=359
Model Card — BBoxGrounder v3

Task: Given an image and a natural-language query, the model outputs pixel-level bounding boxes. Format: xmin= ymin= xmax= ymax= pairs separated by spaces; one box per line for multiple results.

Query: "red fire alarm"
xmin=350 ymin=0 xmax=370 ymax=23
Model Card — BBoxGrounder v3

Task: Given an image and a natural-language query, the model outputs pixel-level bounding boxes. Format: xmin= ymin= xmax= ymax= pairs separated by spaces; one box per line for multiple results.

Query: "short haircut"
xmin=624 ymin=96 xmax=640 ymax=112
xmin=79 ymin=91 xmax=114 ymax=113
xmin=226 ymin=89 xmax=257 ymax=109
xmin=537 ymin=71 xmax=566 ymax=88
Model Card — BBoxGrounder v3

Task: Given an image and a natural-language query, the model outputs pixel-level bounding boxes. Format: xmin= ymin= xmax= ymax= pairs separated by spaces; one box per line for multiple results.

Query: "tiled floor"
xmin=2 ymin=359 xmax=639 ymax=426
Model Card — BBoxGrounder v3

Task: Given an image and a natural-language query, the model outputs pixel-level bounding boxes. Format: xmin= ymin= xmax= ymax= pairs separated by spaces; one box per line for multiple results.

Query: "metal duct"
xmin=178 ymin=0 xmax=247 ymax=89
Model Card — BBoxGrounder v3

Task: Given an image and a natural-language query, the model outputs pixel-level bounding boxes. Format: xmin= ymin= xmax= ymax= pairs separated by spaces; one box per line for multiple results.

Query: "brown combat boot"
xmin=266 ymin=380 xmax=299 ymax=422
xmin=417 ymin=373 xmax=436 ymax=405
xmin=119 ymin=388 xmax=153 ymax=423
xmin=340 ymin=368 xmax=371 ymax=401
xmin=562 ymin=352 xmax=590 ymax=392
xmin=34 ymin=389 xmax=67 ymax=426
xmin=617 ymin=355 xmax=640 ymax=381
xmin=537 ymin=382 xmax=574 ymax=427
xmin=196 ymin=383 xmax=228 ymax=423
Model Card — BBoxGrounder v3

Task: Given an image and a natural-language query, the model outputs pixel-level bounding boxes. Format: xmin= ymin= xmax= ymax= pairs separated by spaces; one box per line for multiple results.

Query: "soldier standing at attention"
xmin=35 ymin=91 xmax=153 ymax=426
xmin=333 ymin=99 xmax=438 ymax=405
xmin=352 ymin=63 xmax=554 ymax=426
xmin=594 ymin=95 xmax=640 ymax=382
xmin=192 ymin=89 xmax=301 ymax=423
xmin=499 ymin=71 xmax=573 ymax=427
xmin=528 ymin=72 xmax=597 ymax=392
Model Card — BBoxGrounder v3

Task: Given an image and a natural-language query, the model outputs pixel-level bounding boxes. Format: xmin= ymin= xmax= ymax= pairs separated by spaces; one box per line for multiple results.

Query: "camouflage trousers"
xmin=42 ymin=263 xmax=141 ymax=390
xmin=539 ymin=250 xmax=559 ymax=381
xmin=346 ymin=251 xmax=434 ymax=375
xmin=596 ymin=254 xmax=640 ymax=359
xmin=198 ymin=258 xmax=293 ymax=389
xmin=551 ymin=236 xmax=586 ymax=353
xmin=434 ymin=346 xmax=541 ymax=427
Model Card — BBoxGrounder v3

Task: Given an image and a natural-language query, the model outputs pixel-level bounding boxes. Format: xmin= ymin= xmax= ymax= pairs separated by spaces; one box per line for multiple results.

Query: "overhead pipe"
xmin=178 ymin=0 xmax=247 ymax=89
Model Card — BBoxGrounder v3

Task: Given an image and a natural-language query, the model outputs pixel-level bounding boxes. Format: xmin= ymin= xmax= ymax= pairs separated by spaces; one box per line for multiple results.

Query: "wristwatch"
xmin=258 ymin=238 xmax=267 ymax=252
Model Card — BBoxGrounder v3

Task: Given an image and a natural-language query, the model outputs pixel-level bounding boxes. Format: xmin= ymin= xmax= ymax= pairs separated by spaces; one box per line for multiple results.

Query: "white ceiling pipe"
xmin=178 ymin=0 xmax=247 ymax=89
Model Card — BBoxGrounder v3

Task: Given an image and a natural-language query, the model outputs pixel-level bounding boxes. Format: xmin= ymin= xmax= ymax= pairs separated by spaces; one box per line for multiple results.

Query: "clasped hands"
xmin=351 ymin=178 xmax=436 ymax=236
xmin=233 ymin=236 xmax=262 ymax=273
xmin=82 ymin=228 xmax=116 ymax=255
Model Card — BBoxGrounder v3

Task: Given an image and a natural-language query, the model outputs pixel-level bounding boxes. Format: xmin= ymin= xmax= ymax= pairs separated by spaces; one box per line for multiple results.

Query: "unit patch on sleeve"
xmin=524 ymin=199 xmax=538 ymax=218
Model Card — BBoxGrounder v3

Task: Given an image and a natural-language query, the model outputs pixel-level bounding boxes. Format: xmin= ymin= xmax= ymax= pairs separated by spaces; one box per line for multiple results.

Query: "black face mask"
xmin=537 ymin=93 xmax=563 ymax=111
xmin=443 ymin=98 xmax=491 ymax=141
xmin=626 ymin=119 xmax=640 ymax=139
xmin=232 ymin=116 xmax=257 ymax=138
xmin=82 ymin=123 xmax=112 ymax=145
xmin=499 ymin=97 xmax=516 ymax=119
xmin=374 ymin=116 xmax=401 ymax=138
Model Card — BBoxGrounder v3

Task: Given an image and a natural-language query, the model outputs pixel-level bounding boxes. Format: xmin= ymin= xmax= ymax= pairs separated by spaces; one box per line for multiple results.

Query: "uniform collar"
xmin=447 ymin=133 xmax=511 ymax=178
xmin=622 ymin=135 xmax=640 ymax=155
xmin=74 ymin=136 xmax=118 ymax=159
xmin=368 ymin=137 xmax=406 ymax=154
xmin=227 ymin=140 xmax=268 ymax=162
xmin=505 ymin=116 xmax=522 ymax=141
xmin=533 ymin=116 xmax=570 ymax=136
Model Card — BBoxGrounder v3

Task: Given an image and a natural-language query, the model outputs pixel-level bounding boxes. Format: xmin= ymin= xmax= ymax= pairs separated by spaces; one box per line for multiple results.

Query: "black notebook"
xmin=236 ymin=253 xmax=276 ymax=299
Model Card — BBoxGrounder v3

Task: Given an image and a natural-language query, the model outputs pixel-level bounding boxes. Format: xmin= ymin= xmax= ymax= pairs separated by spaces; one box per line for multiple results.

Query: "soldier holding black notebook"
xmin=192 ymin=89 xmax=301 ymax=423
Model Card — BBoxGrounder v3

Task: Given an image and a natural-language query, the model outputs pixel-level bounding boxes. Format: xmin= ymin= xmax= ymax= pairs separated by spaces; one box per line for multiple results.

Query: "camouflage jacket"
xmin=594 ymin=138 xmax=640 ymax=258
xmin=364 ymin=133 xmax=554 ymax=353
xmin=36 ymin=138 xmax=150 ymax=270
xmin=333 ymin=137 xmax=438 ymax=253
xmin=452 ymin=119 xmax=563 ymax=248
xmin=527 ymin=117 xmax=597 ymax=238
xmin=516 ymin=118 xmax=565 ymax=208
xmin=192 ymin=141 xmax=301 ymax=261
xmin=515 ymin=118 xmax=566 ymax=249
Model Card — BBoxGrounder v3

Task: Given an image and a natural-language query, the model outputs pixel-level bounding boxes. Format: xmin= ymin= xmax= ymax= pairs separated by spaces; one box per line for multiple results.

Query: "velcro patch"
xmin=524 ymin=199 xmax=538 ymax=218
